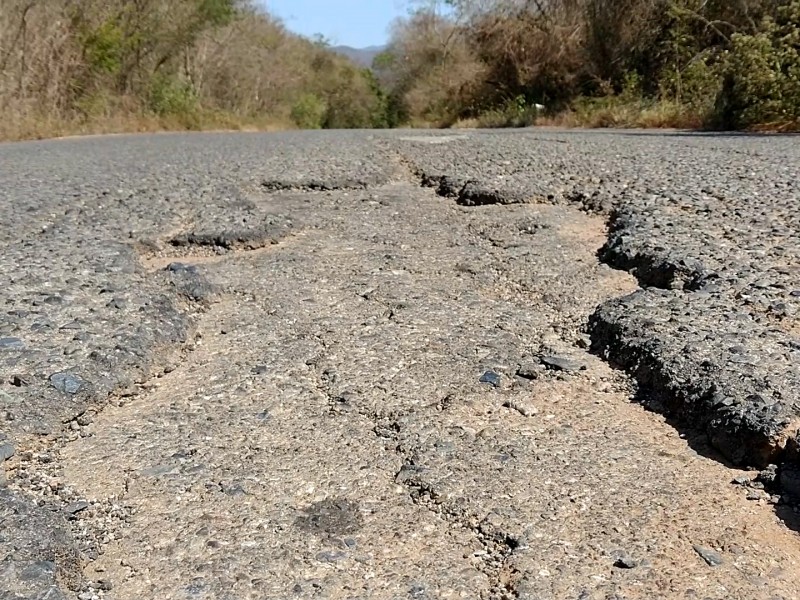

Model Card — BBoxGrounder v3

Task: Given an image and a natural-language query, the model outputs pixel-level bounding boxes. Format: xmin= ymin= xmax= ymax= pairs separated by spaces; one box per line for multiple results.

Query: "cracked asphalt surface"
xmin=1 ymin=130 xmax=799 ymax=599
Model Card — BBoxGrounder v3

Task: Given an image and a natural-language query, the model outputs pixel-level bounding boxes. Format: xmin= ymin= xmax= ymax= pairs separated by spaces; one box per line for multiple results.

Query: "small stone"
xmin=480 ymin=371 xmax=501 ymax=387
xmin=693 ymin=545 xmax=723 ymax=567
xmin=50 ymin=371 xmax=86 ymax=395
xmin=613 ymin=555 xmax=638 ymax=569
xmin=540 ymin=355 xmax=583 ymax=372
xmin=757 ymin=464 xmax=779 ymax=486
xmin=503 ymin=399 xmax=538 ymax=417
xmin=63 ymin=344 xmax=81 ymax=356
xmin=10 ymin=374 xmax=29 ymax=386
xmin=315 ymin=550 xmax=347 ymax=563
xmin=167 ymin=262 xmax=199 ymax=275
xmin=106 ymin=298 xmax=127 ymax=310
xmin=64 ymin=500 xmax=90 ymax=515
xmin=0 ymin=337 xmax=25 ymax=350
xmin=0 ymin=443 xmax=14 ymax=461
xmin=516 ymin=363 xmax=541 ymax=380
xmin=223 ymin=484 xmax=246 ymax=497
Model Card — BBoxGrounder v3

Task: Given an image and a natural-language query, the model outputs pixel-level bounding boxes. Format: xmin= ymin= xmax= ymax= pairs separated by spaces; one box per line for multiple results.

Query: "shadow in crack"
xmin=618 ymin=378 xmax=800 ymax=534
xmin=775 ymin=504 xmax=800 ymax=532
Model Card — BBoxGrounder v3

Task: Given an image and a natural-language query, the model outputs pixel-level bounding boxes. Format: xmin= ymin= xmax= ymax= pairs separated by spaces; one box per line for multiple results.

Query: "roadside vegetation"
xmin=1 ymin=0 xmax=798 ymax=139
xmin=375 ymin=0 xmax=800 ymax=131
xmin=0 ymin=0 xmax=388 ymax=140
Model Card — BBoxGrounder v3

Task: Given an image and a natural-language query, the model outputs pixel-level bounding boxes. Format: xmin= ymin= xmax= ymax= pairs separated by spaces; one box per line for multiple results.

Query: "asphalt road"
xmin=1 ymin=130 xmax=799 ymax=599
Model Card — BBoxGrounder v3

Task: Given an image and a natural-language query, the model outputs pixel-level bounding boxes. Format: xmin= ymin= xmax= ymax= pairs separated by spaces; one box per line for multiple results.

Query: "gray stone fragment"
xmin=167 ymin=262 xmax=199 ymax=275
xmin=693 ymin=545 xmax=723 ymax=567
xmin=503 ymin=399 xmax=538 ymax=417
xmin=9 ymin=374 xmax=30 ymax=387
xmin=516 ymin=363 xmax=541 ymax=380
xmin=757 ymin=464 xmax=779 ymax=487
xmin=0 ymin=337 xmax=25 ymax=350
xmin=49 ymin=371 xmax=85 ymax=395
xmin=315 ymin=550 xmax=348 ymax=563
xmin=613 ymin=553 xmax=638 ymax=569
xmin=540 ymin=355 xmax=583 ymax=372
xmin=479 ymin=371 xmax=501 ymax=387
xmin=64 ymin=501 xmax=90 ymax=515
xmin=0 ymin=443 xmax=14 ymax=461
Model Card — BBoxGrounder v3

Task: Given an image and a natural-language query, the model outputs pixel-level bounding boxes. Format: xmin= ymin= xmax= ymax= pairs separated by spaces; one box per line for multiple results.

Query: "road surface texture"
xmin=1 ymin=130 xmax=799 ymax=600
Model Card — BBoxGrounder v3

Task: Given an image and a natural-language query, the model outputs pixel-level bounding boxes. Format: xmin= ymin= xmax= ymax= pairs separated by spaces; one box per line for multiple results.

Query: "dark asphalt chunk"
xmin=589 ymin=289 xmax=800 ymax=469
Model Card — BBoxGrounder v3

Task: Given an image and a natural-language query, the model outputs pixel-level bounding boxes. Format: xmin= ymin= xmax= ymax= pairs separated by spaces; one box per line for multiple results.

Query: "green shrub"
xmin=290 ymin=93 xmax=327 ymax=129
xmin=80 ymin=20 xmax=125 ymax=75
xmin=148 ymin=74 xmax=199 ymax=117
xmin=316 ymin=66 xmax=389 ymax=129
xmin=658 ymin=55 xmax=721 ymax=115
xmin=475 ymin=95 xmax=541 ymax=128
xmin=712 ymin=1 xmax=800 ymax=129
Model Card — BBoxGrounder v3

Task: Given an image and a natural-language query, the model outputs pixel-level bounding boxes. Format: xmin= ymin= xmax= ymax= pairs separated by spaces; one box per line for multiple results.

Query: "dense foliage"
xmin=376 ymin=0 xmax=800 ymax=129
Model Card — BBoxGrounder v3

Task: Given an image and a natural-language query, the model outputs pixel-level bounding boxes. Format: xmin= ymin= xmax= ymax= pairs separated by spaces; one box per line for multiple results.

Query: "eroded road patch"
xmin=1 ymin=131 xmax=799 ymax=600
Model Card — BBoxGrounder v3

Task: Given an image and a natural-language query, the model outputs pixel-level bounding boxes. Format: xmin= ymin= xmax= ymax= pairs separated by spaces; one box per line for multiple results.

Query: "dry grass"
xmin=0 ymin=0 xmax=384 ymax=143
xmin=538 ymin=99 xmax=706 ymax=130
xmin=0 ymin=110 xmax=292 ymax=143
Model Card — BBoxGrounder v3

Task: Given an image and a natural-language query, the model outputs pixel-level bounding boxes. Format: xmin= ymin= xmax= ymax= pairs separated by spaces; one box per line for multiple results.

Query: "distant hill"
xmin=331 ymin=45 xmax=386 ymax=68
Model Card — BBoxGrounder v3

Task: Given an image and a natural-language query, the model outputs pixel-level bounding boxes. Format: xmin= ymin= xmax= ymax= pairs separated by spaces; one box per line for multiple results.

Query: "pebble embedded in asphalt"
xmin=479 ymin=370 xmax=502 ymax=387
xmin=49 ymin=372 xmax=86 ymax=395
xmin=693 ymin=545 xmax=724 ymax=567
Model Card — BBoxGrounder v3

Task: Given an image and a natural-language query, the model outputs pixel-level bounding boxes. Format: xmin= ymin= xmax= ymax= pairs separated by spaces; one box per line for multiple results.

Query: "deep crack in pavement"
xmin=1 ymin=130 xmax=799 ymax=599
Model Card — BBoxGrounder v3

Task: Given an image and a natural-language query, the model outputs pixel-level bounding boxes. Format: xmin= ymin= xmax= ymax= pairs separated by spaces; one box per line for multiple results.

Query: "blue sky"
xmin=261 ymin=0 xmax=409 ymax=48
